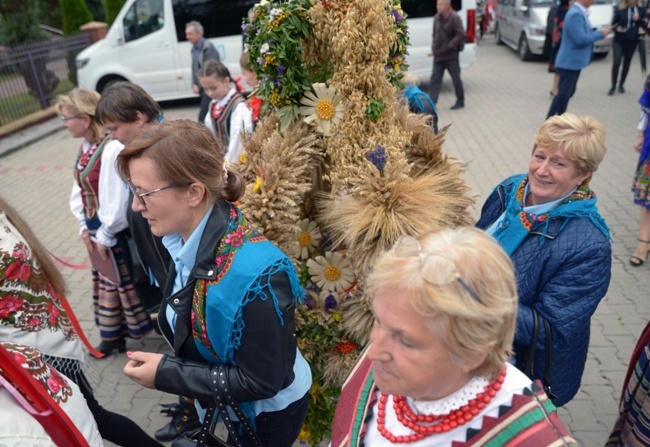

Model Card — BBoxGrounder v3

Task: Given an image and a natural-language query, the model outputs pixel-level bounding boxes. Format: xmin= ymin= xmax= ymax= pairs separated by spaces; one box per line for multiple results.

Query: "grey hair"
xmin=185 ymin=20 xmax=203 ymax=34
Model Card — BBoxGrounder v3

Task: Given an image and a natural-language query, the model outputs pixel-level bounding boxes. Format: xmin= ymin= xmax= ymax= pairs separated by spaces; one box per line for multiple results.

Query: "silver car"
xmin=495 ymin=0 xmax=613 ymax=61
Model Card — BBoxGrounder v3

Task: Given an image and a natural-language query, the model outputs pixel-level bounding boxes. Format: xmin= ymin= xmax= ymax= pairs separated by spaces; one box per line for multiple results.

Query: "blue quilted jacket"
xmin=476 ymin=175 xmax=612 ymax=407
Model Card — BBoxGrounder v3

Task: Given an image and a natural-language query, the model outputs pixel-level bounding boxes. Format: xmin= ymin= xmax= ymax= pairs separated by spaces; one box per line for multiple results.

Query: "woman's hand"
xmin=94 ymin=242 xmax=110 ymax=261
xmin=80 ymin=230 xmax=94 ymax=252
xmin=123 ymin=351 xmax=163 ymax=389
xmin=635 ymin=134 xmax=644 ymax=153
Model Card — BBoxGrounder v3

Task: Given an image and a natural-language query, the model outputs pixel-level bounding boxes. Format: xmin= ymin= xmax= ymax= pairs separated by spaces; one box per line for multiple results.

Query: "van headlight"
xmin=76 ymin=58 xmax=90 ymax=70
xmin=533 ymin=26 xmax=546 ymax=36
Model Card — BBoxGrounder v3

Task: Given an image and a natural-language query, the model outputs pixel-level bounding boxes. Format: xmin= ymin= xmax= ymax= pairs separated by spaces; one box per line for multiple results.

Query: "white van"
xmin=403 ymin=0 xmax=479 ymax=78
xmin=495 ymin=0 xmax=613 ymax=61
xmin=76 ymin=0 xmax=255 ymax=101
xmin=77 ymin=0 xmax=478 ymax=101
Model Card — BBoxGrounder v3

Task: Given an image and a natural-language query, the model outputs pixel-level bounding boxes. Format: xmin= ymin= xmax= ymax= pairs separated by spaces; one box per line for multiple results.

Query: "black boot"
xmin=95 ymin=337 xmax=126 ymax=356
xmin=154 ymin=397 xmax=201 ymax=442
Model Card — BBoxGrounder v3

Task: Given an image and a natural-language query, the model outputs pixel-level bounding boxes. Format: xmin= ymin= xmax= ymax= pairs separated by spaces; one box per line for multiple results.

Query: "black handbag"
xmin=523 ymin=309 xmax=557 ymax=402
xmin=171 ymin=365 xmax=261 ymax=447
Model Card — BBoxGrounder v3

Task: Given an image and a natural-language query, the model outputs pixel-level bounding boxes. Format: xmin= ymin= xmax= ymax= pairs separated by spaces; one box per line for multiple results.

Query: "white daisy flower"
xmin=296 ymin=218 xmax=321 ymax=260
xmin=260 ymin=43 xmax=270 ymax=54
xmin=307 ymin=251 xmax=356 ymax=293
xmin=299 ymin=83 xmax=345 ymax=137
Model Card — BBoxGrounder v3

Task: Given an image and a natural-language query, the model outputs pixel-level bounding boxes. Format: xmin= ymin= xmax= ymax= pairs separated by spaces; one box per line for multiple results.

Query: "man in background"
xmin=429 ymin=0 xmax=466 ymax=110
xmin=547 ymin=0 xmax=611 ymax=117
xmin=186 ymin=20 xmax=220 ymax=123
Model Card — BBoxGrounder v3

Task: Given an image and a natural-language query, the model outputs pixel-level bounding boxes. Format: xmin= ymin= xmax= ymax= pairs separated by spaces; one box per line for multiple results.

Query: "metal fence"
xmin=0 ymin=33 xmax=91 ymax=127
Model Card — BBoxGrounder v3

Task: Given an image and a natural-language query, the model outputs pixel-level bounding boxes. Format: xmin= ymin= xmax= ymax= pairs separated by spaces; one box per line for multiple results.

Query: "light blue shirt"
xmin=162 ymin=205 xmax=214 ymax=332
xmin=486 ymin=184 xmax=577 ymax=236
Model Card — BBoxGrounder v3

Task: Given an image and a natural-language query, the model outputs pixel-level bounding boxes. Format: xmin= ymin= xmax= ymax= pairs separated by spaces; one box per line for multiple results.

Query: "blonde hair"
xmin=368 ymin=227 xmax=518 ymax=380
xmin=116 ymin=119 xmax=245 ymax=203
xmin=55 ymin=88 xmax=102 ymax=142
xmin=54 ymin=87 xmax=102 ymax=143
xmin=533 ymin=113 xmax=606 ymax=175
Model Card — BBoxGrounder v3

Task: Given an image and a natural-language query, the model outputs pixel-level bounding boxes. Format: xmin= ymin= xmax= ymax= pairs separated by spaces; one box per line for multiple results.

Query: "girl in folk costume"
xmin=240 ymin=51 xmax=264 ymax=129
xmin=55 ymin=88 xmax=153 ymax=357
xmin=199 ymin=60 xmax=253 ymax=164
xmin=0 ymin=195 xmax=162 ymax=447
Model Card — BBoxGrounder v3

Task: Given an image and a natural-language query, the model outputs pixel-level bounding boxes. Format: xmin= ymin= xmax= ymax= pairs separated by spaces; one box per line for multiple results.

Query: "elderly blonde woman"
xmin=476 ymin=113 xmax=611 ymax=407
xmin=331 ymin=228 xmax=576 ymax=446
xmin=55 ymin=88 xmax=153 ymax=356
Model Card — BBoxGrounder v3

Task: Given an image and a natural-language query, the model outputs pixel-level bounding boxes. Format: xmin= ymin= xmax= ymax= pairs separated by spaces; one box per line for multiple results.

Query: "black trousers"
xmin=612 ymin=38 xmax=639 ymax=88
xmin=228 ymin=392 xmax=309 ymax=447
xmin=44 ymin=356 xmax=163 ymax=447
xmin=428 ymin=58 xmax=464 ymax=105
xmin=198 ymin=91 xmax=212 ymax=123
xmin=547 ymin=68 xmax=581 ymax=118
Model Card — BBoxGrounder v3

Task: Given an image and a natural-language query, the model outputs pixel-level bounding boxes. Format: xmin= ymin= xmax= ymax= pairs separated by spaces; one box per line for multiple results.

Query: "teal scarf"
xmin=492 ymin=174 xmax=610 ymax=255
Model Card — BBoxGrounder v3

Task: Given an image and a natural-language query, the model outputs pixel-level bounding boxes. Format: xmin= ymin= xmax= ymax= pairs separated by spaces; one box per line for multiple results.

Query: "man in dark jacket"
xmin=186 ymin=20 xmax=220 ymax=123
xmin=429 ymin=0 xmax=466 ymax=110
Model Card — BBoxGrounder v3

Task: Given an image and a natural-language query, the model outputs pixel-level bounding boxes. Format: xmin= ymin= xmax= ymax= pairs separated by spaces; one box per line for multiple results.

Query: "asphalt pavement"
xmin=0 ymin=35 xmax=648 ymax=446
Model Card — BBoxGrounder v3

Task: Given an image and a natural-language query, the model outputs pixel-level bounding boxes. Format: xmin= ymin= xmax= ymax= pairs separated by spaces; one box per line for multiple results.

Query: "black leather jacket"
xmin=154 ymin=201 xmax=298 ymax=407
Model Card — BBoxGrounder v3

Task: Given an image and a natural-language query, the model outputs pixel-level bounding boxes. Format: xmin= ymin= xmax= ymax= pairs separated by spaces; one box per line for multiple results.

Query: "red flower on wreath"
xmin=0 ymin=295 xmax=23 ymax=318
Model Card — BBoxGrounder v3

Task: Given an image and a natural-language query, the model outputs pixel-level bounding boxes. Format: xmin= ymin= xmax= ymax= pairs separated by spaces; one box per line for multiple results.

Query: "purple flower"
xmin=391 ymin=9 xmax=403 ymax=23
xmin=304 ymin=294 xmax=314 ymax=308
xmin=269 ymin=39 xmax=275 ymax=45
xmin=257 ymin=57 xmax=265 ymax=65
xmin=367 ymin=145 xmax=387 ymax=173
xmin=276 ymin=65 xmax=287 ymax=76
xmin=324 ymin=293 xmax=338 ymax=311
xmin=275 ymin=79 xmax=282 ymax=87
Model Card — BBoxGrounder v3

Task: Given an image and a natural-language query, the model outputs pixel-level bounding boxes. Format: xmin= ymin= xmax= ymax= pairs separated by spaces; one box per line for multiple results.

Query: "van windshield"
xmin=530 ymin=0 xmax=554 ymax=6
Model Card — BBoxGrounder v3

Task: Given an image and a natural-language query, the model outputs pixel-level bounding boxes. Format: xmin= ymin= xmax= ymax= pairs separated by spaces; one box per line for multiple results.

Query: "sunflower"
xmin=299 ymin=83 xmax=345 ymax=136
xmin=296 ymin=218 xmax=322 ymax=260
xmin=307 ymin=251 xmax=356 ymax=293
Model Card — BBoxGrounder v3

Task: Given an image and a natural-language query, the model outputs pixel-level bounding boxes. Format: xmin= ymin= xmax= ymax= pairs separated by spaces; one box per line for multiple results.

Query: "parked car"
xmin=494 ymin=0 xmax=613 ymax=60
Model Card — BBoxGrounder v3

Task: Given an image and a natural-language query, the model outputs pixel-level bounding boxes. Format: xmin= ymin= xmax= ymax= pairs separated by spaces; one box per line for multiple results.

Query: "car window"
xmin=172 ymin=0 xmax=257 ymax=41
xmin=124 ymin=0 xmax=165 ymax=42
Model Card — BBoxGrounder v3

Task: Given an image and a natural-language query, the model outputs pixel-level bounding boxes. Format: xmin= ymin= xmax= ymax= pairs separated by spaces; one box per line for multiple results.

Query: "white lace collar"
xmin=407 ymin=375 xmax=489 ymax=415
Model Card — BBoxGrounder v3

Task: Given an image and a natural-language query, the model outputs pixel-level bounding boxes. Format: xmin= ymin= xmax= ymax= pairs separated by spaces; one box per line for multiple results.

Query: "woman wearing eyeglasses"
xmin=55 ymin=88 xmax=153 ymax=356
xmin=476 ymin=113 xmax=611 ymax=408
xmin=117 ymin=120 xmax=311 ymax=447
xmin=331 ymin=228 xmax=576 ymax=446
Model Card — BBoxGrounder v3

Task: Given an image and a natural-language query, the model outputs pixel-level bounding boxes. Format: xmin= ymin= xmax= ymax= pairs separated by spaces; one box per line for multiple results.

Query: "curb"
xmin=0 ymin=108 xmax=63 ymax=159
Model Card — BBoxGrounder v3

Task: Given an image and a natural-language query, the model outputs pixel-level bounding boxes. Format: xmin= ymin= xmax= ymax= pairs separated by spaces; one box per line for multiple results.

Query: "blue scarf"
xmin=492 ymin=174 xmax=610 ymax=255
xmin=192 ymin=204 xmax=304 ymax=426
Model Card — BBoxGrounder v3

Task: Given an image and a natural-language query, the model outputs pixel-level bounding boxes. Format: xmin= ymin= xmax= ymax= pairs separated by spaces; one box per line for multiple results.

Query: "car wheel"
xmin=518 ymin=33 xmax=532 ymax=61
xmin=97 ymin=76 xmax=127 ymax=94
xmin=496 ymin=24 xmax=504 ymax=45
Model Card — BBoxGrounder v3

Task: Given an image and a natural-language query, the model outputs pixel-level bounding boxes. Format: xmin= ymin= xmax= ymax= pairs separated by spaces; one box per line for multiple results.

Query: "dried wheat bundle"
xmin=239 ymin=121 xmax=326 ymax=255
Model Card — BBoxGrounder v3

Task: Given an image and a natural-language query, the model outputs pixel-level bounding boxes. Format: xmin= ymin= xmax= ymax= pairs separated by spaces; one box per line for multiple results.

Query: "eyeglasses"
xmin=60 ymin=115 xmax=81 ymax=122
xmin=393 ymin=235 xmax=484 ymax=305
xmin=127 ymin=178 xmax=183 ymax=207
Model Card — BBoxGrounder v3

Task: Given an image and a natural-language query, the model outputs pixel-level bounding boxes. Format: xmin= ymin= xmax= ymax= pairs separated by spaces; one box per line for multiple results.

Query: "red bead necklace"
xmin=376 ymin=367 xmax=507 ymax=443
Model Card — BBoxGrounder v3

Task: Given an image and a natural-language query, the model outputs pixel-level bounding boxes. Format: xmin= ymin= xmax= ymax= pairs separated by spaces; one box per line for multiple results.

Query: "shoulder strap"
xmin=523 ymin=308 xmax=539 ymax=378
xmin=0 ymin=344 xmax=90 ymax=447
